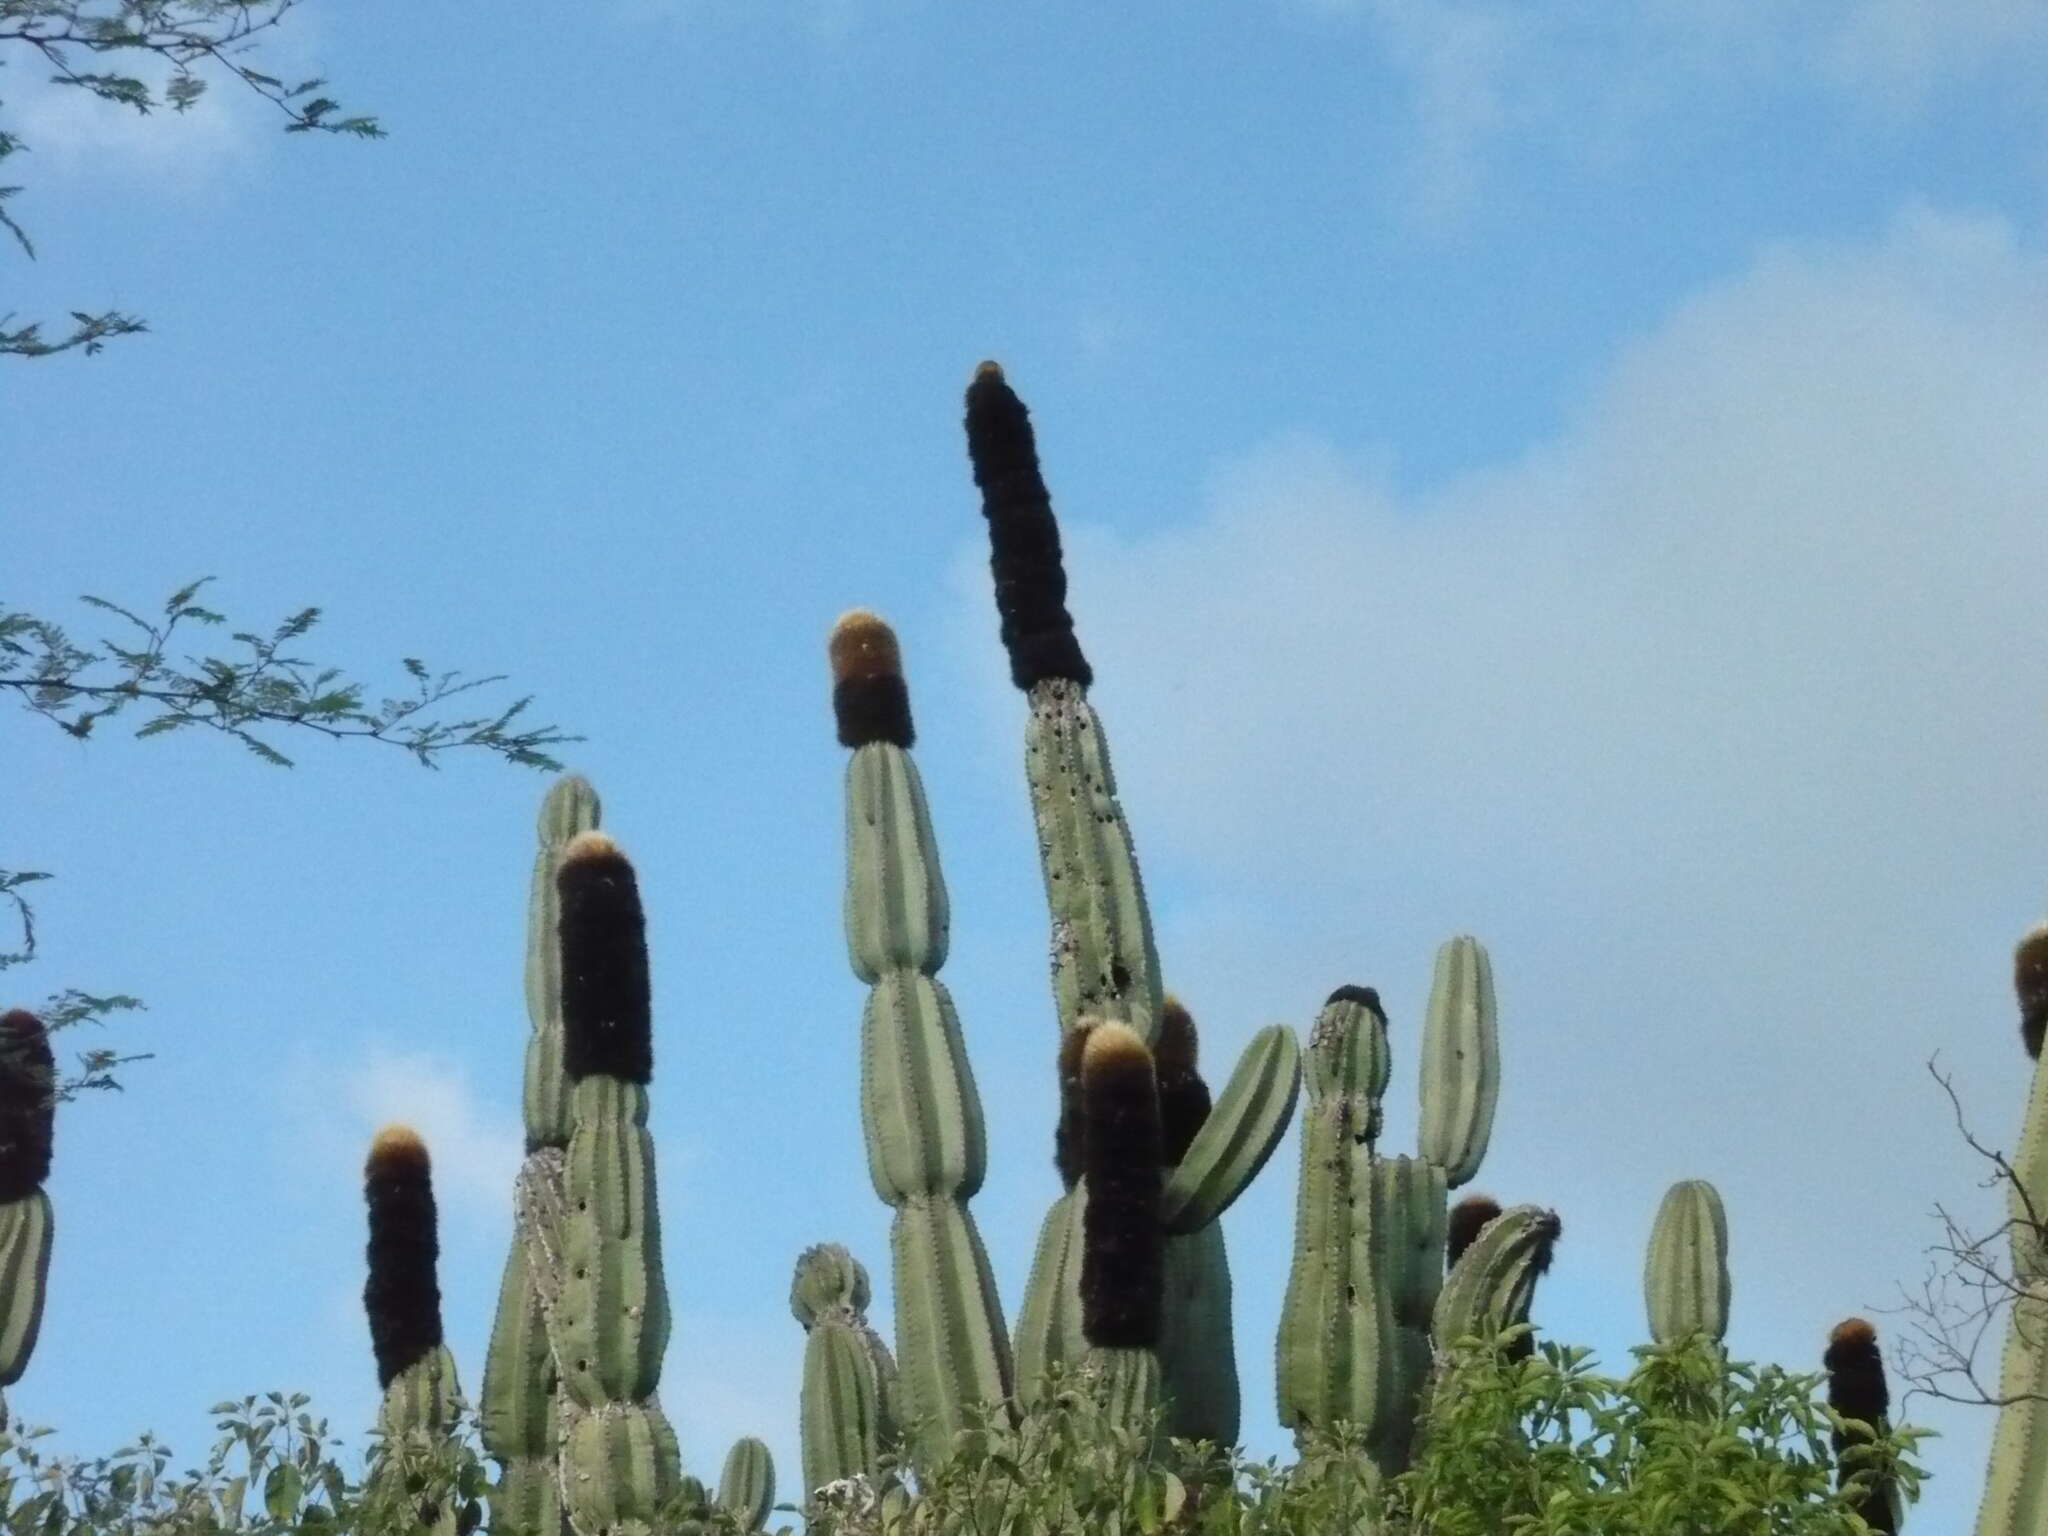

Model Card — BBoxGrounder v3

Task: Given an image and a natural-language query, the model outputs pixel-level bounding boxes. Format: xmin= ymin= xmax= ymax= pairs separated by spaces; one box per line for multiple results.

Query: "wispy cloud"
xmin=333 ymin=1047 xmax=523 ymax=1221
xmin=1295 ymin=3 xmax=2048 ymax=229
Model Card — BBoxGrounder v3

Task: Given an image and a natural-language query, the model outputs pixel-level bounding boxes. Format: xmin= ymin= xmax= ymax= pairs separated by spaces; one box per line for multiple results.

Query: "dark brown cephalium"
xmin=1324 ymin=983 xmax=1385 ymax=1019
xmin=558 ymin=832 xmax=654 ymax=1084
xmin=2017 ymin=925 xmax=2048 ymax=1060
xmin=363 ymin=1125 xmax=444 ymax=1389
xmin=962 ymin=362 xmax=1092 ymax=691
xmin=1079 ymin=1022 xmax=1164 ymax=1349
xmin=1155 ymin=996 xmax=1213 ymax=1165
xmin=830 ymin=608 xmax=914 ymax=749
xmin=1824 ymin=1317 xmax=1899 ymax=1534
xmin=0 ymin=1010 xmax=54 ymax=1203
xmin=1446 ymin=1194 xmax=1502 ymax=1271
xmin=1054 ymin=1021 xmax=1094 ymax=1188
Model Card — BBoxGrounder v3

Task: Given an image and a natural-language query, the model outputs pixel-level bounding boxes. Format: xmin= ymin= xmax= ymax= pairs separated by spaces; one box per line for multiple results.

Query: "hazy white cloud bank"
xmin=1301 ymin=2 xmax=2048 ymax=227
xmin=951 ymin=205 xmax=2045 ymax=1507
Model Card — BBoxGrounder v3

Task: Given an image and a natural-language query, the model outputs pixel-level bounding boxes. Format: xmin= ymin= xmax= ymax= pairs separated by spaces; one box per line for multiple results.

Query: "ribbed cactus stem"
xmin=1433 ymin=1203 xmax=1561 ymax=1354
xmin=832 ymin=611 xmax=1012 ymax=1462
xmin=1417 ymin=937 xmax=1498 ymax=1189
xmin=0 ymin=1008 xmax=55 ymax=1433
xmin=792 ymin=1243 xmax=898 ymax=1502
xmin=484 ymin=776 xmax=600 ymax=1536
xmin=716 ymin=1437 xmax=776 ymax=1532
xmin=1826 ymin=1318 xmax=1901 ymax=1535
xmin=549 ymin=831 xmax=679 ymax=1534
xmin=1644 ymin=1179 xmax=1731 ymax=1347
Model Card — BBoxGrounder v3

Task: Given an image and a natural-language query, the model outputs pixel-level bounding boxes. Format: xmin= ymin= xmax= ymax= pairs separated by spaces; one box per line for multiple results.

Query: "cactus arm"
xmin=1432 ymin=1203 xmax=1561 ymax=1349
xmin=791 ymin=1244 xmax=898 ymax=1501
xmin=1643 ymin=1179 xmax=1731 ymax=1347
xmin=716 ymin=1438 xmax=775 ymax=1532
xmin=1159 ymin=1025 xmax=1302 ymax=1236
xmin=1416 ymin=937 xmax=1498 ymax=1189
xmin=1013 ymin=1187 xmax=1088 ymax=1407
xmin=0 ymin=1191 xmax=51 ymax=1390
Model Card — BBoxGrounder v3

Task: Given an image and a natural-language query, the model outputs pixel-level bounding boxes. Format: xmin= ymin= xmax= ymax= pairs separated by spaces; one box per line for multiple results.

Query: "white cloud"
xmin=341 ymin=1047 xmax=524 ymax=1219
xmin=1297 ymin=3 xmax=2048 ymax=228
xmin=948 ymin=204 xmax=2046 ymax=1516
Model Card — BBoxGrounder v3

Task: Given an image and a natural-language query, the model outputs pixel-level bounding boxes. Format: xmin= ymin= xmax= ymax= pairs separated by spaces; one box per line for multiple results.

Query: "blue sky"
xmin=9 ymin=2 xmax=2048 ymax=1526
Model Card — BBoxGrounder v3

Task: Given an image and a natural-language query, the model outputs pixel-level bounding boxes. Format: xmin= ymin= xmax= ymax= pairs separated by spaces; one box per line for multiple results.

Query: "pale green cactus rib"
xmin=524 ymin=775 xmax=601 ymax=1151
xmin=1085 ymin=1346 xmax=1164 ymax=1436
xmin=1416 ymin=937 xmax=1498 ymax=1189
xmin=717 ymin=1438 xmax=775 ymax=1531
xmin=479 ymin=1234 xmax=557 ymax=1488
xmin=1157 ymin=1225 xmax=1238 ymax=1446
xmin=1644 ymin=1179 xmax=1731 ymax=1346
xmin=1433 ymin=1203 xmax=1560 ymax=1349
xmin=845 ymin=745 xmax=949 ymax=983
xmin=1014 ymin=1187 xmax=1088 ymax=1407
xmin=0 ymin=1191 xmax=51 ymax=1388
xmin=792 ymin=1244 xmax=899 ymax=1500
xmin=840 ymin=697 xmax=1012 ymax=1456
xmin=560 ymin=1399 xmax=682 ymax=1536
xmin=1024 ymin=680 xmax=1163 ymax=1046
xmin=1159 ymin=1025 xmax=1302 ymax=1235
xmin=859 ymin=973 xmax=986 ymax=1203
xmin=557 ymin=1076 xmax=670 ymax=1408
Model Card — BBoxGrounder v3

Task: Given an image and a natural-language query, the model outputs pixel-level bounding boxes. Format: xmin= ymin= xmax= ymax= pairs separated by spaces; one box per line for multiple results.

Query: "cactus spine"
xmin=831 ymin=610 xmax=1012 ymax=1461
xmin=1975 ymin=921 xmax=2048 ymax=1536
xmin=1278 ymin=944 xmax=1507 ymax=1474
xmin=0 ymin=1009 xmax=54 ymax=1434
xmin=792 ymin=1243 xmax=898 ymax=1501
xmin=1644 ymin=1179 xmax=1731 ymax=1348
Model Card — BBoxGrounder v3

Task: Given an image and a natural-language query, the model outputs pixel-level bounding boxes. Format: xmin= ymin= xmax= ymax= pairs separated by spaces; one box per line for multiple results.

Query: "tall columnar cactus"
xmin=715 ymin=1437 xmax=776 ymax=1532
xmin=0 ymin=1009 xmax=54 ymax=1435
xmin=1826 ymin=1318 xmax=1901 ymax=1536
xmin=549 ymin=830 xmax=682 ymax=1535
xmin=1974 ymin=922 xmax=2048 ymax=1536
xmin=962 ymin=363 xmax=1300 ymax=1422
xmin=1278 ymin=943 xmax=1504 ymax=1474
xmin=1644 ymin=1179 xmax=1731 ymax=1349
xmin=791 ymin=1243 xmax=898 ymax=1501
xmin=362 ymin=1125 xmax=466 ymax=1534
xmin=829 ymin=609 xmax=1013 ymax=1461
xmin=483 ymin=773 xmax=601 ymax=1536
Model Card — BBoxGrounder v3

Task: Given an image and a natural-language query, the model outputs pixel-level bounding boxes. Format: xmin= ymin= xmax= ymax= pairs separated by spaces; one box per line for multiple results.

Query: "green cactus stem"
xmin=1644 ymin=1179 xmax=1731 ymax=1348
xmin=1014 ymin=1185 xmax=1087 ymax=1409
xmin=1158 ymin=1024 xmax=1301 ymax=1236
xmin=716 ymin=1438 xmax=776 ymax=1532
xmin=1825 ymin=1318 xmax=1900 ymax=1535
xmin=1151 ymin=998 xmax=1236 ymax=1448
xmin=1416 ymin=937 xmax=1498 ymax=1189
xmin=549 ymin=830 xmax=679 ymax=1533
xmin=526 ymin=776 xmax=602 ymax=1151
xmin=792 ymin=1243 xmax=898 ymax=1501
xmin=832 ymin=611 xmax=1012 ymax=1461
xmin=0 ymin=1009 xmax=54 ymax=1431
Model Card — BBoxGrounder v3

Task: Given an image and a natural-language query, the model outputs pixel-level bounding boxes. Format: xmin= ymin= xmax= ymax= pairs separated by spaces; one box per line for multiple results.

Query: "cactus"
xmin=362 ymin=1126 xmax=465 ymax=1533
xmin=547 ymin=830 xmax=681 ymax=1533
xmin=0 ymin=1009 xmax=53 ymax=1433
xmin=1278 ymin=946 xmax=1506 ymax=1474
xmin=1076 ymin=1022 xmax=1165 ymax=1429
xmin=830 ymin=610 xmax=1013 ymax=1461
xmin=1826 ymin=1318 xmax=1901 ymax=1535
xmin=1644 ymin=1179 xmax=1731 ymax=1348
xmin=1974 ymin=922 xmax=2048 ymax=1536
xmin=716 ymin=1437 xmax=776 ymax=1531
xmin=791 ymin=1243 xmax=898 ymax=1500
xmin=483 ymin=775 xmax=601 ymax=1536
xmin=1432 ymin=1203 xmax=1561 ymax=1352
